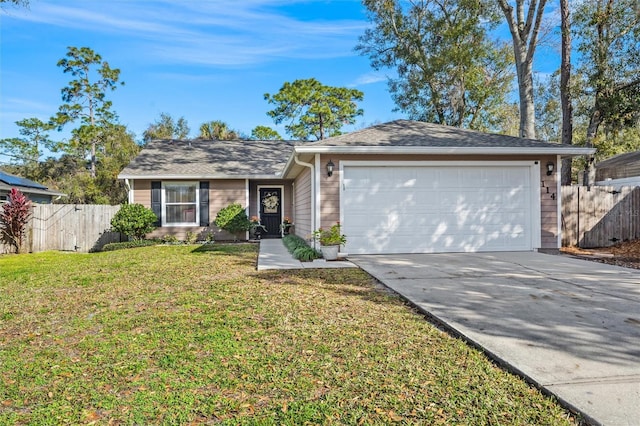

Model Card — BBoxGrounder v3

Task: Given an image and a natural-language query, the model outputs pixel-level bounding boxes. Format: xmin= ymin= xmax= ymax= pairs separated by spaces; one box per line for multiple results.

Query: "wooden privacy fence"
xmin=562 ymin=185 xmax=640 ymax=248
xmin=1 ymin=204 xmax=123 ymax=254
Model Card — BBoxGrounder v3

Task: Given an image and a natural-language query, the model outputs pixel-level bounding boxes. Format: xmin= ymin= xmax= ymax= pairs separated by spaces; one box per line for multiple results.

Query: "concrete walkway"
xmin=257 ymin=239 xmax=356 ymax=270
xmin=350 ymin=252 xmax=640 ymax=426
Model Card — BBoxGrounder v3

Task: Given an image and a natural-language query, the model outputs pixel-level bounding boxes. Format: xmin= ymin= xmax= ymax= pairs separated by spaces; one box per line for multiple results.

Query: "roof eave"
xmin=281 ymin=154 xmax=296 ymax=179
xmin=294 ymin=145 xmax=596 ymax=157
xmin=0 ymin=184 xmax=66 ymax=197
xmin=118 ymin=174 xmax=284 ymax=180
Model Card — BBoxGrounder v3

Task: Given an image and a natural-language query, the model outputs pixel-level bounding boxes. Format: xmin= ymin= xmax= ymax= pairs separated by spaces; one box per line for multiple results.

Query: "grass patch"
xmin=0 ymin=245 xmax=577 ymax=424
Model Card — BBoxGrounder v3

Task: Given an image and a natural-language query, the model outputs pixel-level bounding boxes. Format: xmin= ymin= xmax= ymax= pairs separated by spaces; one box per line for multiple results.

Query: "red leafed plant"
xmin=0 ymin=188 xmax=32 ymax=253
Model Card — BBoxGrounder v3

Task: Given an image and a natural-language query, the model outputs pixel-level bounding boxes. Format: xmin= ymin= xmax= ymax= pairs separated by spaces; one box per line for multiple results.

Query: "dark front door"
xmin=259 ymin=188 xmax=282 ymax=238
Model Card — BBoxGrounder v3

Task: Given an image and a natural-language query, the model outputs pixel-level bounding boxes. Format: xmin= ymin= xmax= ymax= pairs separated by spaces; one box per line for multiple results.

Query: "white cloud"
xmin=7 ymin=3 xmax=176 ymax=35
xmin=2 ymin=97 xmax=52 ymax=113
xmin=0 ymin=98 xmax=55 ymax=125
xmin=0 ymin=98 xmax=57 ymax=139
xmin=8 ymin=0 xmax=367 ymax=66
xmin=352 ymin=72 xmax=387 ymax=86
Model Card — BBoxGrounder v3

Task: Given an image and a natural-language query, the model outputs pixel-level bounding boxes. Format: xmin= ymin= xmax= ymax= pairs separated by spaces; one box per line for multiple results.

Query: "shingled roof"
xmin=595 ymin=150 xmax=640 ymax=181
xmin=119 ymin=121 xmax=596 ymax=181
xmin=118 ymin=139 xmax=297 ymax=179
xmin=299 ymin=120 xmax=593 ymax=154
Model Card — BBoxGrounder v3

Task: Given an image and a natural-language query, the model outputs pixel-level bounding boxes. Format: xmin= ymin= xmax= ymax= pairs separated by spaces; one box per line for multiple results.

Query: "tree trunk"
xmin=90 ymin=142 xmax=96 ymax=179
xmin=584 ymin=108 xmax=602 ymax=185
xmin=89 ymin=92 xmax=97 ymax=179
xmin=516 ymin=55 xmax=536 ymax=139
xmin=582 ymin=0 xmax=609 ymax=186
xmin=560 ymin=0 xmax=573 ymax=185
xmin=498 ymin=0 xmax=548 ymax=140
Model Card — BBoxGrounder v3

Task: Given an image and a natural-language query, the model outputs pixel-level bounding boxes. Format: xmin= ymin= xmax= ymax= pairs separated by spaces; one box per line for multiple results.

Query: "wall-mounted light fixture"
xmin=546 ymin=161 xmax=555 ymax=176
xmin=326 ymin=159 xmax=335 ymax=177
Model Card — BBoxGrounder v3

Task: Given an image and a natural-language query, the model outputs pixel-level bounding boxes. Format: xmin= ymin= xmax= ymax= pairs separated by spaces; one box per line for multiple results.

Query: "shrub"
xmin=185 ymin=231 xmax=197 ymax=244
xmin=101 ymin=239 xmax=160 ymax=252
xmin=0 ymin=188 xmax=32 ymax=254
xmin=161 ymin=234 xmax=179 ymax=244
xmin=214 ymin=203 xmax=250 ymax=240
xmin=110 ymin=204 xmax=157 ymax=240
xmin=293 ymin=246 xmax=321 ymax=262
xmin=283 ymin=234 xmax=307 ymax=251
xmin=283 ymin=234 xmax=320 ymax=261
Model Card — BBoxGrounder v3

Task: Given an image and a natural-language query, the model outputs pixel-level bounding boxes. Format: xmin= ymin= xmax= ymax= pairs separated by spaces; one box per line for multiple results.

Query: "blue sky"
xmin=0 ymin=0 xmax=561 ymax=150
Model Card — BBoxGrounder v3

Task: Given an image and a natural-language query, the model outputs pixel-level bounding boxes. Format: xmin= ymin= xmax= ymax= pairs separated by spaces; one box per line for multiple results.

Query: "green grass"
xmin=0 ymin=245 xmax=577 ymax=425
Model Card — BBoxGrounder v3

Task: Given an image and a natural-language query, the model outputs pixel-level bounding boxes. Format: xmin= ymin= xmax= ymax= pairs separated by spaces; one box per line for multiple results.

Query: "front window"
xmin=163 ymin=182 xmax=198 ymax=226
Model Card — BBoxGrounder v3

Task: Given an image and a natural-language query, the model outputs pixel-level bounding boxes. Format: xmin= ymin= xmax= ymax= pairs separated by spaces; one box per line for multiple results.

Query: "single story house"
xmin=595 ymin=150 xmax=640 ymax=186
xmin=0 ymin=170 xmax=65 ymax=204
xmin=118 ymin=120 xmax=594 ymax=254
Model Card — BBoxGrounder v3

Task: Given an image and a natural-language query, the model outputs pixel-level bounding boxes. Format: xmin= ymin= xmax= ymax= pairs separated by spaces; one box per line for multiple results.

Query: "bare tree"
xmin=497 ymin=0 xmax=549 ymax=139
xmin=559 ymin=0 xmax=573 ymax=185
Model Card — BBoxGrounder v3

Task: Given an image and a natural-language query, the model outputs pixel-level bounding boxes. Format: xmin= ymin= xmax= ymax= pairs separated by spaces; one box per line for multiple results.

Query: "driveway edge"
xmin=357 ymin=266 xmax=595 ymax=426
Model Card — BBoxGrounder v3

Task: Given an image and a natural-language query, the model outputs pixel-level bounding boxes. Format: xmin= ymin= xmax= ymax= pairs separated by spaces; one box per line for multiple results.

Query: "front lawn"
xmin=0 ymin=245 xmax=576 ymax=424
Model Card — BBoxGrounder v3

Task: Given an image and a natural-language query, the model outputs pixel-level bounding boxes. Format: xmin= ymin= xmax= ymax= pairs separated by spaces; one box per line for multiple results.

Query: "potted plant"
xmin=249 ymin=216 xmax=267 ymax=240
xmin=280 ymin=216 xmax=294 ymax=236
xmin=313 ymin=222 xmax=346 ymax=261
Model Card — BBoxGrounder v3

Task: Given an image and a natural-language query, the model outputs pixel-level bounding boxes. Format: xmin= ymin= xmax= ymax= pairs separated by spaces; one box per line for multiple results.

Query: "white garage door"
xmin=342 ymin=163 xmax=538 ymax=254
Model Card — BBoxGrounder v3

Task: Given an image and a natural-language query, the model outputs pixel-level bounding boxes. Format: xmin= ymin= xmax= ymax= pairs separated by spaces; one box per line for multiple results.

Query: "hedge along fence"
xmin=1 ymin=204 xmax=123 ymax=254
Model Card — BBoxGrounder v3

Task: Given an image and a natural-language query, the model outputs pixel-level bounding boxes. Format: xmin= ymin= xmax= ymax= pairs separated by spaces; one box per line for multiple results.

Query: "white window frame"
xmin=161 ymin=181 xmax=199 ymax=226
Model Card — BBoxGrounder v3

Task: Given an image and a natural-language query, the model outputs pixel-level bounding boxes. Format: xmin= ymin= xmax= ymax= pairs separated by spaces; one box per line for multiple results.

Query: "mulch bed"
xmin=561 ymin=240 xmax=640 ymax=270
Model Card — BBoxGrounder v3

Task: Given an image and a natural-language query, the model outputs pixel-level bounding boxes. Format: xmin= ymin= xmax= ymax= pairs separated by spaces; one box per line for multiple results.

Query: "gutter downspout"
xmin=245 ymin=179 xmax=250 ymax=241
xmin=293 ymin=154 xmax=315 ymax=247
xmin=556 ymin=155 xmax=562 ymax=250
xmin=124 ymin=179 xmax=133 ymax=204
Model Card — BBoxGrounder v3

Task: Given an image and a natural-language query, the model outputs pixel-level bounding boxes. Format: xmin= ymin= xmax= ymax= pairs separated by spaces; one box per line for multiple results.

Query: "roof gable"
xmin=306 ymin=120 xmax=585 ymax=150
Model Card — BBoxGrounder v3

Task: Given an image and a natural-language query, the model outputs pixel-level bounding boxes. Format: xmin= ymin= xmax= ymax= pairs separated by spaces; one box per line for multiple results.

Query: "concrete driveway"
xmin=349 ymin=251 xmax=640 ymax=426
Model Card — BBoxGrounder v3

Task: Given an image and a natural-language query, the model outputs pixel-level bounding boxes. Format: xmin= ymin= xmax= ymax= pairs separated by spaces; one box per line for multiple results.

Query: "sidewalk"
xmin=257 ymin=239 xmax=356 ymax=270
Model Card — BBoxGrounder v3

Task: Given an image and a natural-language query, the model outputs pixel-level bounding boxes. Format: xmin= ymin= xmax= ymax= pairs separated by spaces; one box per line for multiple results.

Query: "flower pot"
xmin=321 ymin=245 xmax=340 ymax=261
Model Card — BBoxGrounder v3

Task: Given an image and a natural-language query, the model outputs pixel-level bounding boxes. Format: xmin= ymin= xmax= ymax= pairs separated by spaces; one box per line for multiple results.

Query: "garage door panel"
xmin=343 ymin=165 xmax=534 ymax=254
xmin=348 ymin=235 xmax=529 ymax=255
xmin=348 ymin=206 xmax=529 ymax=229
xmin=442 ymin=188 xmax=527 ymax=204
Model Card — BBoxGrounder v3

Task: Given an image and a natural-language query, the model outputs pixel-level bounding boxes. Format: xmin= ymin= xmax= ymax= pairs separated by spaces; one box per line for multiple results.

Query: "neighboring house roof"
xmin=118 ymin=139 xmax=298 ymax=179
xmin=595 ymin=150 xmax=640 ymax=181
xmin=295 ymin=120 xmax=594 ymax=156
xmin=0 ymin=170 xmax=65 ymax=198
